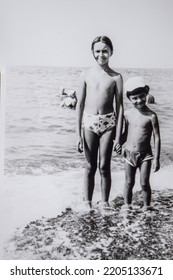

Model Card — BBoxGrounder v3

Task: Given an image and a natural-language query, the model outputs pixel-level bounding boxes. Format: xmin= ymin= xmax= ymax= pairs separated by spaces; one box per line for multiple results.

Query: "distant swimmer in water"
xmin=147 ymin=91 xmax=155 ymax=104
xmin=118 ymin=76 xmax=161 ymax=212
xmin=76 ymin=36 xmax=123 ymax=210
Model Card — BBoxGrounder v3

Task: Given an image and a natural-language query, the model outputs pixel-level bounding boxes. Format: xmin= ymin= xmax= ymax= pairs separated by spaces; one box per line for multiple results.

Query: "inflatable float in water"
xmin=59 ymin=87 xmax=77 ymax=109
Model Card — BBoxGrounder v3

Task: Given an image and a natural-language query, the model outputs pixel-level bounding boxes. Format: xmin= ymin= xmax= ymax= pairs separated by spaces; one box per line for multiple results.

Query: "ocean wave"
xmin=4 ymin=158 xmax=85 ymax=175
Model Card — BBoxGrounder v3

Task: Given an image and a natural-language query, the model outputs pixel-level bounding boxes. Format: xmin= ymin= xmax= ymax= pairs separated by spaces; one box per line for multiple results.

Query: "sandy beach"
xmin=1 ymin=164 xmax=173 ymax=259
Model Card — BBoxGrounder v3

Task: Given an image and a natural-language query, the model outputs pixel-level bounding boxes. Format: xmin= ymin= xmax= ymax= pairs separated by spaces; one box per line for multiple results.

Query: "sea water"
xmin=4 ymin=66 xmax=173 ymax=174
xmin=1 ymin=66 xmax=173 ymax=249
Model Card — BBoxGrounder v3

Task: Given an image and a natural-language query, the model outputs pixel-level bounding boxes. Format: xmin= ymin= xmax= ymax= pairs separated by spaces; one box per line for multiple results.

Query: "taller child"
xmin=76 ymin=36 xmax=123 ymax=209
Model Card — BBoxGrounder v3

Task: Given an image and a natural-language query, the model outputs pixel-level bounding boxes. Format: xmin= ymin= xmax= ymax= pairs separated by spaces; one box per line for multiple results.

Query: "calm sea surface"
xmin=5 ymin=66 xmax=173 ymax=175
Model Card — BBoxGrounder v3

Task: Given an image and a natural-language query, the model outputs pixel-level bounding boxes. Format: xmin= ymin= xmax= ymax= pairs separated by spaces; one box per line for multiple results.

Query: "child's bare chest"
xmin=87 ymin=73 xmax=115 ymax=92
xmin=128 ymin=113 xmax=151 ymax=130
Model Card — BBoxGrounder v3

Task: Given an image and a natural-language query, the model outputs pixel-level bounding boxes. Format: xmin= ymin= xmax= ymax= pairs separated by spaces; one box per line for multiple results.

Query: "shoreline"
xmin=2 ymin=187 xmax=173 ymax=260
xmin=0 ymin=163 xmax=173 ymax=259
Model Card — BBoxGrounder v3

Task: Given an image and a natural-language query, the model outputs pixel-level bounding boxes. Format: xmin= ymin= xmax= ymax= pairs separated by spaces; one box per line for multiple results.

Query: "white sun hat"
xmin=124 ymin=76 xmax=146 ymax=92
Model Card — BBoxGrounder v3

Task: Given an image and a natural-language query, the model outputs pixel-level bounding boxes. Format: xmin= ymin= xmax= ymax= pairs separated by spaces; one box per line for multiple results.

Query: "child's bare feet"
xmin=121 ymin=204 xmax=133 ymax=211
xmin=97 ymin=201 xmax=116 ymax=215
xmin=142 ymin=205 xmax=154 ymax=212
xmin=120 ymin=204 xmax=132 ymax=214
xmin=83 ymin=200 xmax=92 ymax=211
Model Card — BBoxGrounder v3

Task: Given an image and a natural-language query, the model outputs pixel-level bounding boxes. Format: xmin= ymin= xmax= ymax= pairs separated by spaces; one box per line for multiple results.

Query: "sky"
xmin=0 ymin=0 xmax=173 ymax=68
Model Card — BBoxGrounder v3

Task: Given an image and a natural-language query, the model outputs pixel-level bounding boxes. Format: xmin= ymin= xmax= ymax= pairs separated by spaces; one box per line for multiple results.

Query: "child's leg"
xmin=83 ymin=128 xmax=99 ymax=203
xmin=99 ymin=128 xmax=115 ymax=202
xmin=139 ymin=160 xmax=152 ymax=206
xmin=124 ymin=161 xmax=136 ymax=205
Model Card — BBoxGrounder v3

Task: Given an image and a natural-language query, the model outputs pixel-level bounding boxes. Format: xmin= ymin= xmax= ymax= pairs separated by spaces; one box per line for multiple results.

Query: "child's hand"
xmin=152 ymin=158 xmax=160 ymax=172
xmin=113 ymin=141 xmax=122 ymax=155
xmin=77 ymin=137 xmax=83 ymax=153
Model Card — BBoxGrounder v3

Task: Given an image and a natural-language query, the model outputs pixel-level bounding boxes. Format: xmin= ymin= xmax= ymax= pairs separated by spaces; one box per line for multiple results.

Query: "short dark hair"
xmin=126 ymin=85 xmax=150 ymax=99
xmin=91 ymin=36 xmax=113 ymax=54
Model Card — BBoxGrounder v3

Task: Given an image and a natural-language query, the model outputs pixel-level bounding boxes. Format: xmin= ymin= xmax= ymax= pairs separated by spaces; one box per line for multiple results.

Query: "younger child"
xmin=120 ymin=76 xmax=161 ymax=210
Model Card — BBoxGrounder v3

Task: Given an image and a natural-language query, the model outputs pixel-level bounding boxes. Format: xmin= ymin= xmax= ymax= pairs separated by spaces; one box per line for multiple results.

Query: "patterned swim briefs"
xmin=83 ymin=111 xmax=117 ymax=136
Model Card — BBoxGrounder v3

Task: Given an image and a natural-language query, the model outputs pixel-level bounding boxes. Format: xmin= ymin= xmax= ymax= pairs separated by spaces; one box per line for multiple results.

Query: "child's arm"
xmin=114 ymin=116 xmax=128 ymax=154
xmin=76 ymin=73 xmax=86 ymax=153
xmin=121 ymin=116 xmax=128 ymax=145
xmin=114 ymin=75 xmax=124 ymax=154
xmin=151 ymin=113 xmax=161 ymax=172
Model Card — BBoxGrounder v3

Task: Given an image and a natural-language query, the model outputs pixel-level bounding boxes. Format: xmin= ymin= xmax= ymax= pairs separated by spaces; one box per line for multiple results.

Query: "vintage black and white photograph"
xmin=0 ymin=0 xmax=173 ymax=261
